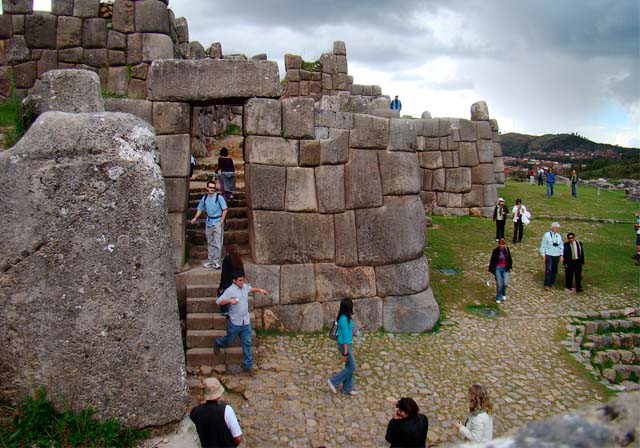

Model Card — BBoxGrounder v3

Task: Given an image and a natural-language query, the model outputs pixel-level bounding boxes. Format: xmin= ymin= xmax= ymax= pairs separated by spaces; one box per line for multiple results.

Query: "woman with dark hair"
xmin=216 ymin=147 xmax=236 ymax=202
xmin=217 ymin=244 xmax=244 ymax=315
xmin=385 ymin=397 xmax=429 ymax=447
xmin=327 ymin=299 xmax=357 ymax=395
xmin=511 ymin=198 xmax=529 ymax=243
xmin=488 ymin=239 xmax=512 ymax=304
xmin=455 ymin=384 xmax=494 ymax=442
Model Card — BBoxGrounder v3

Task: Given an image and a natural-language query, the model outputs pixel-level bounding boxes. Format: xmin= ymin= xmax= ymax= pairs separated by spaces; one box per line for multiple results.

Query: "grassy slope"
xmin=427 ymin=181 xmax=640 ymax=314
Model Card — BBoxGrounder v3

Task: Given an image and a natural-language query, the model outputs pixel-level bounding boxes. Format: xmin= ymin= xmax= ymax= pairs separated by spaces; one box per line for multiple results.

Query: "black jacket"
xmin=488 ymin=247 xmax=513 ymax=273
xmin=385 ymin=414 xmax=429 ymax=448
xmin=492 ymin=204 xmax=508 ymax=221
xmin=563 ymin=240 xmax=585 ymax=266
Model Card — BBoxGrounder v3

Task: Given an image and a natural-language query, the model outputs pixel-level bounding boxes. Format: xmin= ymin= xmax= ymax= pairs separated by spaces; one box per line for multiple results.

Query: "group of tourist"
xmin=492 ymin=197 xmax=530 ymax=243
xmin=528 ymin=166 xmax=579 ymax=198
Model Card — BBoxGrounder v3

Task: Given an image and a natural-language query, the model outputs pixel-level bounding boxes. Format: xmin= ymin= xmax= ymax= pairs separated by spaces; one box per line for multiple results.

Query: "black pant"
xmin=512 ymin=219 xmax=523 ymax=242
xmin=565 ymin=262 xmax=583 ymax=291
xmin=495 ymin=219 xmax=506 ymax=240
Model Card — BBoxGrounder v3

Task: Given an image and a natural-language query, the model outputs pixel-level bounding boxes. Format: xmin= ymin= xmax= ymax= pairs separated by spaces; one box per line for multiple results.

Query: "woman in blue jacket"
xmin=327 ymin=299 xmax=357 ymax=395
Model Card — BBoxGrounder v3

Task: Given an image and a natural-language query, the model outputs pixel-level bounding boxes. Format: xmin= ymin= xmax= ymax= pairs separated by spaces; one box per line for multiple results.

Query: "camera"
xmin=553 ymin=243 xmax=559 ymax=247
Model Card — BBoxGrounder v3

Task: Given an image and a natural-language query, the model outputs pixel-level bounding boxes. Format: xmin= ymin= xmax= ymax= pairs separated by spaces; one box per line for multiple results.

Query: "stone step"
xmin=186 ymin=284 xmax=218 ymax=298
xmin=187 ymin=329 xmax=257 ymax=348
xmin=177 ymin=266 xmax=221 ymax=285
xmin=186 ymin=312 xmax=227 ymax=330
xmin=187 ymin=217 xmax=248 ymax=231
xmin=186 ymin=346 xmax=255 ymax=369
xmin=187 ymin=229 xmax=249 ymax=245
xmin=189 ymin=245 xmax=250 ymax=261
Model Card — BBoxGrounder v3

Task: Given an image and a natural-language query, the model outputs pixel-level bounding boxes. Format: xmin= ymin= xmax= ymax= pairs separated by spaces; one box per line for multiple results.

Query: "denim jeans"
xmin=494 ymin=267 xmax=509 ymax=301
xmin=544 ymin=255 xmax=560 ymax=286
xmin=216 ymin=320 xmax=252 ymax=369
xmin=546 ymin=183 xmax=555 ymax=197
xmin=330 ymin=343 xmax=355 ymax=393
xmin=571 ymin=183 xmax=577 ymax=197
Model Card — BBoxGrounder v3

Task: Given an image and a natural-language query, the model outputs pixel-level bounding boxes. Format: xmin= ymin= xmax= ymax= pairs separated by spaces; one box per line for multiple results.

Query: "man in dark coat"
xmin=563 ymin=232 xmax=585 ymax=292
xmin=385 ymin=397 xmax=428 ymax=447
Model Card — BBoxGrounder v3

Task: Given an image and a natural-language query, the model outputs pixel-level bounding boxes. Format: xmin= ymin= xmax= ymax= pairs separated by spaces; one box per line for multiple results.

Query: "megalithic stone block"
xmin=282 ymin=97 xmax=314 ymax=139
xmin=315 ymin=165 xmax=345 ymax=214
xmin=243 ymin=98 xmax=282 ymax=137
xmin=334 ymin=210 xmax=358 ymax=266
xmin=378 ymin=151 xmax=421 ymax=195
xmin=167 ymin=212 xmax=186 ymax=272
xmin=345 ymin=149 xmax=383 ymax=209
xmin=245 ymin=136 xmax=298 ymax=167
xmin=2 ymin=0 xmax=33 ymax=14
xmin=285 ymin=167 xmax=318 ymax=212
xmin=148 ymin=59 xmax=282 ymax=102
xmin=355 ymin=195 xmax=426 ymax=266
xmin=383 ymin=287 xmax=440 ymax=333
xmin=375 ymin=256 xmax=429 ymax=297
xmin=280 ymin=264 xmax=315 ymax=305
xmin=25 ymin=12 xmax=57 ymax=49
xmin=388 ymin=118 xmax=418 ymax=151
xmin=157 ymin=134 xmax=190 ymax=177
xmin=471 ymin=100 xmax=490 ymax=121
xmin=135 ymin=0 xmax=170 ymax=34
xmin=445 ymin=167 xmax=472 ymax=193
xmin=314 ymin=263 xmax=376 ymax=302
xmin=245 ymin=163 xmax=286 ymax=211
xmin=350 ymin=113 xmax=389 ymax=149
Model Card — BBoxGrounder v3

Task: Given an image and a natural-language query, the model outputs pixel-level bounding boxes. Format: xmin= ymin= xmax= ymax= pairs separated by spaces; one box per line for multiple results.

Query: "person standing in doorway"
xmin=214 ymin=272 xmax=267 ymax=375
xmin=217 ymin=147 xmax=236 ymax=202
xmin=190 ymin=377 xmax=242 ymax=448
xmin=563 ymin=232 xmax=585 ymax=292
xmin=390 ymin=95 xmax=402 ymax=111
xmin=191 ymin=180 xmax=228 ymax=269
xmin=511 ymin=198 xmax=529 ymax=243
xmin=546 ymin=168 xmax=557 ymax=197
xmin=570 ymin=170 xmax=578 ymax=198
xmin=492 ymin=198 xmax=508 ymax=241
xmin=540 ymin=222 xmax=564 ymax=290
xmin=488 ymin=239 xmax=512 ymax=304
xmin=328 ymin=299 xmax=357 ymax=396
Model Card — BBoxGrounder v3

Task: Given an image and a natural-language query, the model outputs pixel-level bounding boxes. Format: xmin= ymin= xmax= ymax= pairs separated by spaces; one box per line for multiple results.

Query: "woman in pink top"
xmin=488 ymin=239 xmax=513 ymax=304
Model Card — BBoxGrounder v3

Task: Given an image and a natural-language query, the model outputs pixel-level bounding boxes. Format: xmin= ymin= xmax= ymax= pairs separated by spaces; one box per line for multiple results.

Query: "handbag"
xmin=329 ymin=320 xmax=338 ymax=340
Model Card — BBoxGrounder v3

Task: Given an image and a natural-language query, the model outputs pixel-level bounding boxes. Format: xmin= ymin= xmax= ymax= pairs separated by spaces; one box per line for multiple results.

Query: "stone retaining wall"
xmin=0 ymin=0 xmax=188 ymax=99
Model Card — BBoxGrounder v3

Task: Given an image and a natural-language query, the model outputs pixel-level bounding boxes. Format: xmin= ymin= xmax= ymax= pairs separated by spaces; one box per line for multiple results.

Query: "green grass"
xmin=0 ymin=94 xmax=26 ymax=148
xmin=223 ymin=123 xmax=242 ymax=136
xmin=500 ymin=180 xmax=639 ymax=221
xmin=0 ymin=388 xmax=148 ymax=447
xmin=300 ymin=59 xmax=322 ymax=72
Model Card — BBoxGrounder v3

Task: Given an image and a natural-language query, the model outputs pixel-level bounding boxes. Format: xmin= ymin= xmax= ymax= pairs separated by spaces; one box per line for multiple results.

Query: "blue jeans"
xmin=216 ymin=320 xmax=252 ymax=369
xmin=572 ymin=183 xmax=577 ymax=197
xmin=330 ymin=343 xmax=355 ymax=393
xmin=544 ymin=255 xmax=560 ymax=287
xmin=494 ymin=267 xmax=509 ymax=301
xmin=546 ymin=183 xmax=555 ymax=197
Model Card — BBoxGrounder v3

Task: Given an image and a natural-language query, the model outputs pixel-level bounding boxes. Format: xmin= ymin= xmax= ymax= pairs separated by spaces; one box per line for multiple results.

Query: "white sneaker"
xmin=327 ymin=379 xmax=336 ymax=394
xmin=502 ymin=296 xmax=507 ymax=302
xmin=203 ymin=261 xmax=214 ymax=268
xmin=496 ymin=298 xmax=501 ymax=303
xmin=346 ymin=390 xmax=358 ymax=395
xmin=213 ymin=263 xmax=221 ymax=270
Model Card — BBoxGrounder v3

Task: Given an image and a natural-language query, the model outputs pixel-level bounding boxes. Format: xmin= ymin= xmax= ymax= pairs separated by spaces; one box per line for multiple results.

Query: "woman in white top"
xmin=455 ymin=384 xmax=493 ymax=443
xmin=511 ymin=198 xmax=530 ymax=243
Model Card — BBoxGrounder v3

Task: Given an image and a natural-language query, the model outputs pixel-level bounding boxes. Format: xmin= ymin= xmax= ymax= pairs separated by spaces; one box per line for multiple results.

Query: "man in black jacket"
xmin=385 ymin=397 xmax=428 ymax=447
xmin=563 ymin=232 xmax=585 ymax=292
xmin=190 ymin=378 xmax=242 ymax=448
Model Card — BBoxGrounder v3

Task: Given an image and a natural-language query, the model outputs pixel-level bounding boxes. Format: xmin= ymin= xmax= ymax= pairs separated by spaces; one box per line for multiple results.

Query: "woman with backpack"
xmin=327 ymin=299 xmax=357 ymax=396
xmin=217 ymin=147 xmax=236 ymax=202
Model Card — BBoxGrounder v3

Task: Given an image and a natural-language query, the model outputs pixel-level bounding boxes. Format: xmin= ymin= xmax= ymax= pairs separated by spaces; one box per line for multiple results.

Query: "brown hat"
xmin=203 ymin=377 xmax=224 ymax=401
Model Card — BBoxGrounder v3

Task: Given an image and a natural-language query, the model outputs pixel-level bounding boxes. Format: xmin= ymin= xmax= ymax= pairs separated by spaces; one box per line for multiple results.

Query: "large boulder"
xmin=383 ymin=287 xmax=439 ymax=333
xmin=0 ymin=112 xmax=189 ymax=427
xmin=22 ymin=69 xmax=104 ymax=127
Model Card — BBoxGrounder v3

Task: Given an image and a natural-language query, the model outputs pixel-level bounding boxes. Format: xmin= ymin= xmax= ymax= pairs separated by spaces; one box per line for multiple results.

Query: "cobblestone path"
xmin=203 ymin=240 xmax=638 ymax=447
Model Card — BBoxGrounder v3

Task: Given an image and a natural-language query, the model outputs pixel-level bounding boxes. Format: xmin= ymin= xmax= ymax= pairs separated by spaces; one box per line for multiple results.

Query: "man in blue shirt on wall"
xmin=191 ymin=180 xmax=228 ymax=269
xmin=391 ymin=95 xmax=402 ymax=111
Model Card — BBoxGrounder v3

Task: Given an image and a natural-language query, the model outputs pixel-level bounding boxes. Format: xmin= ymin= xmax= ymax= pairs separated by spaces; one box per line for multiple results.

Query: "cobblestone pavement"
xmin=201 ymin=240 xmax=639 ymax=447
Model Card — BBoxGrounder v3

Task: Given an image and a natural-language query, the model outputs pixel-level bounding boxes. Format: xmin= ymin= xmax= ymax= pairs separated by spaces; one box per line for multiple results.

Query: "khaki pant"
xmin=205 ymin=221 xmax=224 ymax=265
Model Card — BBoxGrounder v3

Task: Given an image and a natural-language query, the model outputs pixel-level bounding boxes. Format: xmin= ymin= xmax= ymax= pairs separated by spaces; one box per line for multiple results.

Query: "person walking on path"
xmin=634 ymin=213 xmax=640 ymax=265
xmin=488 ymin=239 xmax=512 ymax=304
xmin=385 ymin=397 xmax=429 ymax=448
xmin=570 ymin=170 xmax=578 ymax=198
xmin=455 ymin=384 xmax=494 ymax=443
xmin=546 ymin=168 xmax=557 ymax=197
xmin=390 ymin=95 xmax=402 ymax=111
xmin=537 ymin=168 xmax=544 ymax=186
xmin=214 ymin=272 xmax=267 ymax=374
xmin=217 ymin=147 xmax=236 ymax=202
xmin=217 ymin=244 xmax=244 ymax=316
xmin=563 ymin=232 xmax=585 ymax=292
xmin=528 ymin=168 xmax=535 ymax=185
xmin=191 ymin=180 xmax=228 ymax=269
xmin=511 ymin=198 xmax=529 ymax=243
xmin=190 ymin=377 xmax=243 ymax=447
xmin=328 ymin=298 xmax=357 ymax=396
xmin=492 ymin=198 xmax=508 ymax=241
xmin=540 ymin=222 xmax=564 ymax=290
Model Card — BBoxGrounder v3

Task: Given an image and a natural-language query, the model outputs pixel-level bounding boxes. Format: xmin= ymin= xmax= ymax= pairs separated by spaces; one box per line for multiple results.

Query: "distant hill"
xmin=500 ymin=132 xmax=638 ymax=157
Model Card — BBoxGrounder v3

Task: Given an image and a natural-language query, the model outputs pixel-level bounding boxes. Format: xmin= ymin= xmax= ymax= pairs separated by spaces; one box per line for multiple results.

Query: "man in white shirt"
xmin=214 ymin=272 xmax=267 ymax=374
xmin=190 ymin=377 xmax=242 ymax=447
xmin=540 ymin=222 xmax=564 ymax=290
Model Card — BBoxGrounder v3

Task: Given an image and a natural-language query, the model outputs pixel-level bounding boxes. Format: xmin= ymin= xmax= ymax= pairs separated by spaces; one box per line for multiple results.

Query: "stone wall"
xmin=243 ymin=97 xmax=439 ymax=333
xmin=283 ymin=41 xmax=382 ymax=103
xmin=419 ymin=101 xmax=504 ymax=217
xmin=0 ymin=0 xmax=187 ymax=99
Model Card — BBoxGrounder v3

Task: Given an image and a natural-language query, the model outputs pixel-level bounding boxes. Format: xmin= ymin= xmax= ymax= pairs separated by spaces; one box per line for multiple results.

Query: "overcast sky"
xmin=166 ymin=0 xmax=639 ymax=148
xmin=19 ymin=0 xmax=637 ymax=147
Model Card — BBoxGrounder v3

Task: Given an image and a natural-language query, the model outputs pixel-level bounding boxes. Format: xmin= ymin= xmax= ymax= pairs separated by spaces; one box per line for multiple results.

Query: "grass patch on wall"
xmin=0 ymin=94 xmax=26 ymax=149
